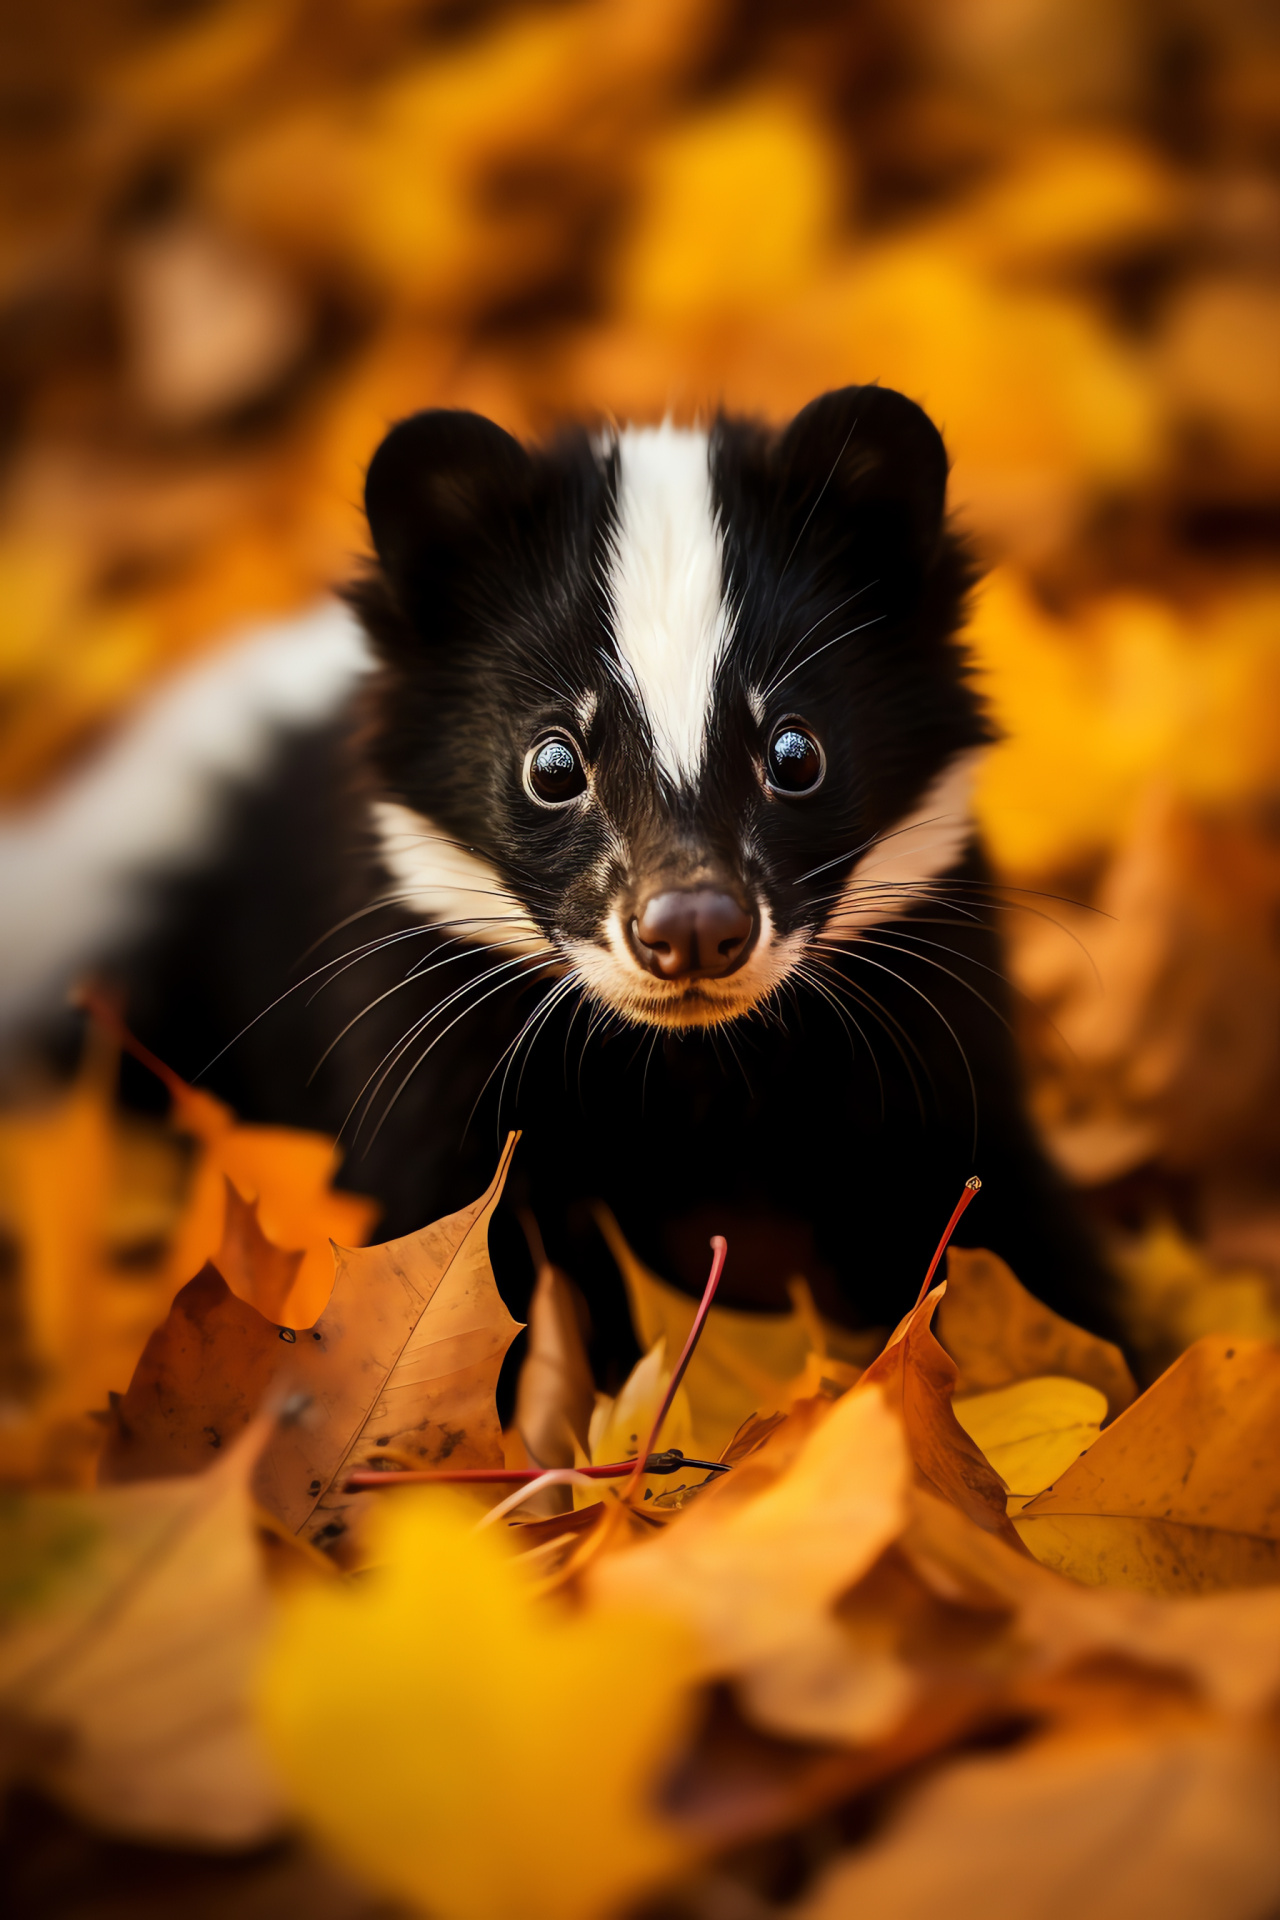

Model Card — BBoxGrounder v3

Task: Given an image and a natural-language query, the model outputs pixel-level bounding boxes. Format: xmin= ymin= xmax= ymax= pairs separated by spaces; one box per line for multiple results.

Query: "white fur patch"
xmin=0 ymin=600 xmax=370 ymax=1033
xmin=562 ymin=903 xmax=805 ymax=1030
xmin=372 ymin=800 xmax=547 ymax=957
xmin=819 ymin=748 xmax=985 ymax=937
xmin=606 ymin=423 xmax=734 ymax=784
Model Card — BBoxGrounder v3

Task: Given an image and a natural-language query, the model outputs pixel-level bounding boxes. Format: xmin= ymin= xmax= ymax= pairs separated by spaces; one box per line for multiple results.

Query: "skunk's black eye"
xmin=526 ymin=734 xmax=587 ymax=806
xmin=767 ymin=723 xmax=825 ymax=795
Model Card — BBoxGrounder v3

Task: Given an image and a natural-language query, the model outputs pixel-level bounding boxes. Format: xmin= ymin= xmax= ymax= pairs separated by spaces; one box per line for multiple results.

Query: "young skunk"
xmin=82 ymin=385 xmax=1117 ymax=1377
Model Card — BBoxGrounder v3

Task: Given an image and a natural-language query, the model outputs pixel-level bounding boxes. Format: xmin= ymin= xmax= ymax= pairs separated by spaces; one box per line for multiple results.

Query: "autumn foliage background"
xmin=2 ymin=2 xmax=1280 ymax=1917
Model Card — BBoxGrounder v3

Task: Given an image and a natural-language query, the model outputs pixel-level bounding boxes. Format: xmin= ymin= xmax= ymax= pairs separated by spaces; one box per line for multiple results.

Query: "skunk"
xmin=14 ymin=386 xmax=1119 ymax=1378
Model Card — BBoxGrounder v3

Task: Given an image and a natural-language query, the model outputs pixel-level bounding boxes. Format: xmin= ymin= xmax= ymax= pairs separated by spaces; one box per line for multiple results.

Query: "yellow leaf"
xmin=939 ymin=1244 xmax=1136 ymax=1415
xmin=953 ymin=1375 xmax=1106 ymax=1499
xmin=585 ymin=1337 xmax=695 ymax=1509
xmin=0 ymin=1031 xmax=182 ymax=1484
xmin=0 ymin=1418 xmax=284 ymax=1844
xmin=1015 ymin=1336 xmax=1280 ymax=1593
xmin=953 ymin=133 xmax=1184 ymax=274
xmin=593 ymin=1205 xmax=876 ymax=1454
xmin=614 ymin=88 xmax=842 ymax=325
xmin=258 ymin=1491 xmax=695 ymax=1920
xmin=1111 ymin=1218 xmax=1280 ymax=1377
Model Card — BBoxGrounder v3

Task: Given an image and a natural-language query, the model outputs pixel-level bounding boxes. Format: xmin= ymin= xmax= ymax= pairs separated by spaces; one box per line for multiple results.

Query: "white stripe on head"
xmin=606 ymin=423 xmax=734 ymax=784
xmin=819 ymin=748 xmax=986 ymax=936
xmin=371 ymin=799 xmax=547 ymax=956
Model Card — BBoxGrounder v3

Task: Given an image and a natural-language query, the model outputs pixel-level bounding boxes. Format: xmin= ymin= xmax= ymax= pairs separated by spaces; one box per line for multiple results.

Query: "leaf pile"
xmin=2 ymin=1072 xmax=1279 ymax=1919
xmin=5 ymin=0 xmax=1280 ymax=1481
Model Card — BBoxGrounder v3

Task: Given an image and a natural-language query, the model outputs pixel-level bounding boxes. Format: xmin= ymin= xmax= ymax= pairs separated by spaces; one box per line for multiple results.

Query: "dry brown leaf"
xmin=859 ymin=1285 xmax=1024 ymax=1547
xmin=213 ymin=1175 xmax=304 ymax=1322
xmin=940 ymin=1244 xmax=1137 ymax=1415
xmin=901 ymin=1485 xmax=1280 ymax=1716
xmin=591 ymin=1384 xmax=917 ymax=1746
xmin=0 ymin=1416 xmax=285 ymax=1845
xmin=1015 ymin=1335 xmax=1280 ymax=1592
xmin=100 ymin=1137 xmax=521 ymax=1563
xmin=718 ymin=1410 xmax=789 ymax=1466
xmin=159 ymin=1080 xmax=379 ymax=1333
xmin=514 ymin=1258 xmax=595 ymax=1468
xmin=796 ymin=1721 xmax=1280 ymax=1920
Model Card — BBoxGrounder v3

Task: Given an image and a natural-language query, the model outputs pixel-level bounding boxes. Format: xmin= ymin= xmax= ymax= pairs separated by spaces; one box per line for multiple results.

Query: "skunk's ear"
xmin=777 ymin=385 xmax=949 ymax=565
xmin=364 ymin=408 xmax=532 ymax=597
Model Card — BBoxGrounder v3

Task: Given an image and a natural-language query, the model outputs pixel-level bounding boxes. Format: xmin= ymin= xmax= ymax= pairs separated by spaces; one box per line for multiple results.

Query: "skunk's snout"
xmin=631 ymin=889 xmax=757 ymax=981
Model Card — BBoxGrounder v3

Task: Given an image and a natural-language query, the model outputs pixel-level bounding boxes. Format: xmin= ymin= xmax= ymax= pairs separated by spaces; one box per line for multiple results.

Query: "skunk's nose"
xmin=633 ymin=890 xmax=756 ymax=980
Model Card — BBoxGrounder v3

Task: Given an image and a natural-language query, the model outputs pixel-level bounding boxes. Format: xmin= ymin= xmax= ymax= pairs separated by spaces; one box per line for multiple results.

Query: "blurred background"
xmin=2 ymin=0 xmax=1280 ymax=1435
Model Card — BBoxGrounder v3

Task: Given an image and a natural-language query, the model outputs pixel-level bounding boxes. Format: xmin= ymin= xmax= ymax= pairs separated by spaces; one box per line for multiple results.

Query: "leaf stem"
xmin=913 ymin=1176 xmax=982 ymax=1308
xmin=345 ymin=1449 xmax=730 ymax=1492
xmin=622 ymin=1233 xmax=728 ymax=1507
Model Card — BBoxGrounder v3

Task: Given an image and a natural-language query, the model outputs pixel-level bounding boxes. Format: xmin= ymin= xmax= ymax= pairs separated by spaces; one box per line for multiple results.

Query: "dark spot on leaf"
xmin=312 ymin=1331 xmax=322 ymax=1342
xmin=279 ymin=1327 xmax=296 ymax=1343
xmin=437 ymin=1426 xmax=467 ymax=1460
xmin=315 ymin=1520 xmax=345 ymax=1541
xmin=1225 ymin=1348 xmax=1235 ymax=1359
xmin=203 ymin=1426 xmax=221 ymax=1450
xmin=308 ymin=1479 xmax=322 ymax=1495
xmin=375 ymin=1436 xmax=390 ymax=1446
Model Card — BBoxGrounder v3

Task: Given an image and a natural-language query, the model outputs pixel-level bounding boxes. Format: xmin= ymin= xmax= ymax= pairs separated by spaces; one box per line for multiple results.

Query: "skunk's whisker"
xmin=363 ymin=954 xmax=563 ymax=1149
xmin=344 ymin=949 xmax=558 ymax=1135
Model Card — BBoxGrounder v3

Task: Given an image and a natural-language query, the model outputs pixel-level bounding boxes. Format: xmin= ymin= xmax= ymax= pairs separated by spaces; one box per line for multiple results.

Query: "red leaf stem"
xmin=621 ymin=1232 xmax=727 ymax=1506
xmin=913 ymin=1176 xmax=982 ymax=1308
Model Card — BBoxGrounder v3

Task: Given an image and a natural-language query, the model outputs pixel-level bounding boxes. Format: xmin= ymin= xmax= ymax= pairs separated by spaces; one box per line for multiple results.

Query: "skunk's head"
xmin=353 ymin=387 xmax=991 ymax=1031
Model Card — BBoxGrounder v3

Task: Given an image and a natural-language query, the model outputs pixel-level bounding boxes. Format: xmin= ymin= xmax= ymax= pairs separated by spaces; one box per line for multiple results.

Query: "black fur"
xmin=122 ymin=387 xmax=1122 ymax=1387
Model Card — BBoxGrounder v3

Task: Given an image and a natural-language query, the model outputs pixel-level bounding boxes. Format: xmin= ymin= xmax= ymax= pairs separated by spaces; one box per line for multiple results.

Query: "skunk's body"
xmin=48 ymin=387 xmax=1117 ymax=1375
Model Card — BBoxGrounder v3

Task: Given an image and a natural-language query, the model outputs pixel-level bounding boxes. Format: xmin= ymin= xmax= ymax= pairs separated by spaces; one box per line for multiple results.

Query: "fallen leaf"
xmin=514 ymin=1257 xmax=595 ymax=1468
xmin=859 ymin=1286 xmax=1023 ymax=1546
xmin=953 ymin=1375 xmax=1107 ymax=1499
xmin=901 ymin=1483 xmax=1280 ymax=1717
xmin=586 ymin=1335 xmax=696 ymax=1507
xmin=82 ymin=997 xmax=379 ymax=1331
xmin=159 ymin=1077 xmax=379 ymax=1333
xmin=213 ymin=1175 xmax=304 ymax=1322
xmin=1015 ymin=1335 xmax=1280 ymax=1592
xmin=100 ymin=1137 xmax=522 ymax=1564
xmin=796 ymin=1721 xmax=1280 ymax=1920
xmin=592 ymin=1384 xmax=917 ymax=1745
xmin=0 ymin=1029 xmax=182 ymax=1486
xmin=0 ymin=1416 xmax=285 ymax=1845
xmin=1111 ymin=1215 xmax=1280 ymax=1380
xmin=258 ymin=1489 xmax=696 ymax=1920
xmin=718 ymin=1410 xmax=789 ymax=1466
xmin=594 ymin=1204 xmax=880 ymax=1455
xmin=939 ymin=1244 xmax=1136 ymax=1415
